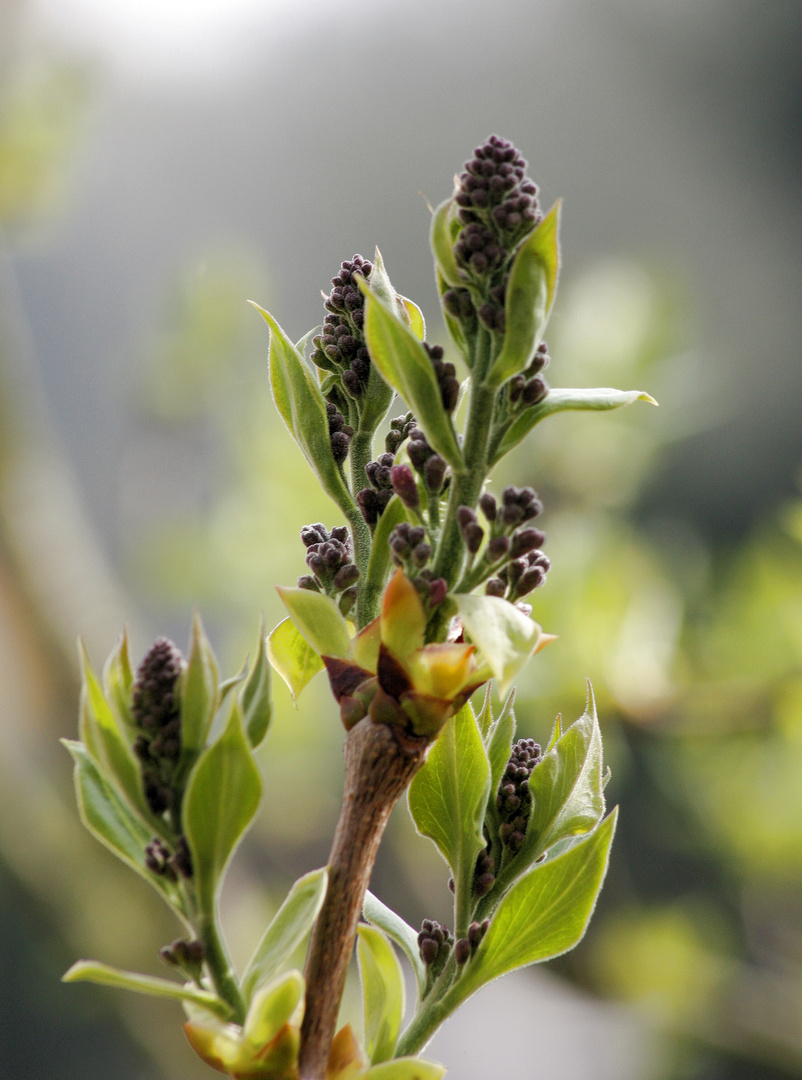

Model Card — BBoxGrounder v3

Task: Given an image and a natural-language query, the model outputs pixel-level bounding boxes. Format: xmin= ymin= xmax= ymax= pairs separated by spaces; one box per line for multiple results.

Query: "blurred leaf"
xmin=63 ymin=961 xmax=228 ymax=1016
xmin=357 ymin=925 xmax=405 ymax=1064
xmin=180 ymin=611 xmax=220 ymax=759
xmin=266 ymin=617 xmax=324 ymax=703
xmin=361 ymin=283 xmax=463 ymax=470
xmin=183 ymin=701 xmax=262 ymax=911
xmin=400 ymin=296 xmax=426 ymax=341
xmin=242 ymin=970 xmax=304 ymax=1046
xmin=452 ymin=594 xmax=549 ymax=696
xmin=242 ymin=867 xmax=328 ymax=1000
xmin=276 ymin=586 xmax=352 ymax=659
xmin=240 ymin=616 xmax=272 ymax=748
xmin=454 ymin=809 xmax=617 ymax=1003
xmin=486 ymin=202 xmax=560 ymax=389
xmin=408 ymin=704 xmax=489 ymax=933
xmin=102 ymin=628 xmax=135 ymax=731
xmin=363 ymin=1057 xmax=445 ymax=1079
xmin=63 ymin=740 xmax=178 ymax=903
xmin=493 ymin=387 xmax=657 ymax=464
xmin=362 ymin=892 xmax=426 ymax=996
xmin=252 ymin=302 xmax=356 ymax=516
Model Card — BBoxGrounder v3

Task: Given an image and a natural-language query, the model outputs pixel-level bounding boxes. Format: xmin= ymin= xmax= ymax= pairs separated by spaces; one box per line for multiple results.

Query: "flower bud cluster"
xmin=418 ymin=919 xmax=454 ymax=975
xmin=506 ymin=341 xmax=550 ymax=410
xmin=473 ymin=845 xmax=495 ymax=897
xmin=407 ymin=429 xmax=448 ymax=496
xmin=496 ymin=738 xmax=541 ymax=854
xmin=298 ymin=523 xmax=359 ymax=617
xmin=385 ymin=411 xmax=416 ymax=455
xmin=424 ymin=343 xmax=460 ymax=414
xmin=356 ymin=452 xmax=396 ymax=528
xmin=455 ymin=919 xmax=490 ymax=965
xmin=145 ymin=835 xmax=193 ymax=880
xmin=478 ymin=487 xmax=550 ymax=600
xmin=451 ymin=135 xmax=542 ymax=333
xmin=131 ymin=638 xmax=184 ymax=817
xmin=326 ymin=402 xmax=354 ymax=465
xmin=159 ymin=938 xmax=205 ymax=981
xmin=311 ymin=255 xmax=373 ymax=399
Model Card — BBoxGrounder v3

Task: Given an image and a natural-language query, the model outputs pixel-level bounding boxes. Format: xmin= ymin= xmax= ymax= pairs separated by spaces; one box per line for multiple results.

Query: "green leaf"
xmin=408 ymin=704 xmax=490 ymax=935
xmin=242 ymin=867 xmax=328 ymax=1001
xmin=475 ymin=684 xmax=494 ymax=739
xmin=239 ymin=616 xmax=272 ymax=748
xmin=183 ymin=701 xmax=262 ymax=912
xmin=363 ymin=1057 xmax=446 ymax=1080
xmin=180 ymin=612 xmax=219 ymax=759
xmin=251 ymin=302 xmax=356 ymax=516
xmin=357 ymin=925 xmax=405 ymax=1064
xmin=243 ymin=970 xmax=304 ymax=1046
xmin=429 ymin=196 xmax=462 ymax=288
xmin=275 ymin=586 xmax=352 ymax=659
xmin=360 ymin=282 xmax=463 ymax=471
xmin=453 ymin=808 xmax=617 ymax=1004
xmin=63 ymin=960 xmax=228 ymax=1016
xmin=365 ymin=496 xmax=410 ymax=601
xmin=78 ymin=644 xmax=156 ymax=828
xmin=486 ymin=202 xmax=561 ymax=389
xmin=486 ymin=690 xmax=516 ymax=800
xmin=436 ymin=266 xmax=469 ymax=360
xmin=512 ymin=687 xmax=606 ymax=878
xmin=452 ymin=594 xmax=548 ymax=696
xmin=492 ymin=386 xmax=658 ymax=464
xmin=400 ymin=296 xmax=426 ymax=340
xmin=266 ymin=617 xmax=324 ymax=703
xmin=102 ymin=628 xmax=134 ymax=731
xmin=362 ymin=892 xmax=426 ymax=996
xmin=63 ymin=740 xmax=178 ymax=903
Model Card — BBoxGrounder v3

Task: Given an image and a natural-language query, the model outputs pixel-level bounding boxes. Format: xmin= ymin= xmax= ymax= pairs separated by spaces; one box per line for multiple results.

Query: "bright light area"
xmin=31 ymin=0 xmax=335 ymax=81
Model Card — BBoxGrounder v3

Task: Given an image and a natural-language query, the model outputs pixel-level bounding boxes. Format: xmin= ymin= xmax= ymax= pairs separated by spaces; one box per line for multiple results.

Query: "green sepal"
xmin=239 ymin=616 xmax=272 ymax=748
xmin=408 ymin=704 xmax=490 ymax=936
xmin=62 ymin=960 xmax=229 ymax=1017
xmin=452 ymin=808 xmax=617 ymax=1004
xmin=275 ymin=586 xmax=352 ymax=660
xmin=486 ymin=202 xmax=561 ymax=389
xmin=101 ymin=628 xmax=134 ymax=731
xmin=357 ymin=925 xmax=405 ymax=1064
xmin=252 ymin=301 xmax=356 ymax=516
xmin=362 ymin=891 xmax=426 ymax=997
xmin=429 ymin=196 xmax=462 ymax=288
xmin=491 ymin=386 xmax=658 ymax=465
xmin=180 ymin=611 xmax=220 ymax=761
xmin=360 ymin=281 xmax=463 ymax=471
xmin=266 ymin=617 xmax=324 ymax=703
xmin=78 ymin=643 xmax=158 ymax=829
xmin=242 ymin=867 xmax=328 ymax=1001
xmin=63 ymin=740 xmax=181 ymax=906
xmin=522 ymin=685 xmax=606 ymax=859
xmin=452 ymin=593 xmax=549 ymax=696
xmin=183 ymin=700 xmax=262 ymax=912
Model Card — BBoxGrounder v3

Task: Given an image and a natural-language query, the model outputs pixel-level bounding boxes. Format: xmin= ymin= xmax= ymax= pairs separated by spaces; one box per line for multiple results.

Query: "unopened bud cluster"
xmin=159 ymin=937 xmax=205 ymax=982
xmin=455 ymin=919 xmax=490 ymax=965
xmin=496 ymin=738 xmax=541 ymax=854
xmin=298 ymin=523 xmax=359 ymax=617
xmin=418 ymin=919 xmax=453 ymax=978
xmin=311 ymin=255 xmax=373 ymax=399
xmin=506 ymin=341 xmax=550 ymax=409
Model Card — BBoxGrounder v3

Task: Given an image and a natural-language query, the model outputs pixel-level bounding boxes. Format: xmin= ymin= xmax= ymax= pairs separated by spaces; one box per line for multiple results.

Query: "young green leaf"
xmin=78 ymin=645 xmax=157 ymax=828
xmin=362 ymin=892 xmax=426 ymax=996
xmin=63 ymin=740 xmax=178 ymax=903
xmin=362 ymin=496 xmax=411 ymax=614
xmin=102 ymin=629 xmax=134 ymax=731
xmin=242 ymin=970 xmax=305 ymax=1047
xmin=400 ymin=296 xmax=426 ymax=340
xmin=452 ymin=594 xmax=551 ymax=696
xmin=63 ymin=960 xmax=229 ymax=1017
xmin=357 ymin=925 xmax=405 ymax=1064
xmin=275 ymin=586 xmax=352 ymax=660
xmin=486 ymin=691 xmax=517 ymax=801
xmin=251 ymin=301 xmax=356 ymax=516
xmin=242 ymin=867 xmax=328 ymax=1000
xmin=435 ymin=267 xmax=469 ymax=360
xmin=266 ymin=617 xmax=324 ymax=703
xmin=360 ymin=283 xmax=463 ymax=471
xmin=363 ymin=1057 xmax=446 ymax=1080
xmin=486 ymin=202 xmax=561 ymax=389
xmin=239 ymin=616 xmax=272 ymax=748
xmin=408 ymin=704 xmax=490 ymax=935
xmin=507 ymin=687 xmax=606 ymax=884
xmin=452 ymin=808 xmax=617 ymax=1005
xmin=180 ymin=611 xmax=220 ymax=758
xmin=183 ymin=701 xmax=262 ymax=912
xmin=429 ymin=196 xmax=462 ymax=289
xmin=492 ymin=386 xmax=658 ymax=465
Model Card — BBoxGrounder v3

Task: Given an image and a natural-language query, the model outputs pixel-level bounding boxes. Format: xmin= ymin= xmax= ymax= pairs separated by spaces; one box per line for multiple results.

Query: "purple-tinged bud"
xmin=420 ymin=938 xmax=439 ymax=966
xmin=412 ymin=542 xmax=431 ymax=568
xmin=391 ymin=464 xmax=420 ymax=510
xmin=485 ymin=578 xmax=506 ymax=598
xmin=510 ymin=528 xmax=546 ymax=559
xmin=333 ymin=563 xmax=360 ymax=590
xmin=463 ymin=523 xmax=484 ymax=554
xmin=457 ymin=506 xmax=477 ymax=528
xmin=479 ymin=493 xmax=497 ymax=521
xmin=487 ymin=535 xmax=511 ymax=562
xmin=428 ymin=578 xmax=448 ymax=607
xmin=424 ymin=455 xmax=447 ymax=495
xmin=338 ymin=587 xmax=359 ymax=617
xmin=455 ymin=938 xmax=471 ymax=965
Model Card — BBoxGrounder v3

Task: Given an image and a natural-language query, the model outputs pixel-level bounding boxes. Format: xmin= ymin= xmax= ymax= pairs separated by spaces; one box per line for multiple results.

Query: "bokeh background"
xmin=2 ymin=0 xmax=802 ymax=1077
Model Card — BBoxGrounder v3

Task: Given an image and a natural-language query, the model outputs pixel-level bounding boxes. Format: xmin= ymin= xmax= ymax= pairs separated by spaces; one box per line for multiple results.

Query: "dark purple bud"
xmin=487 ymin=535 xmax=511 ymax=562
xmin=479 ymin=493 xmax=497 ymax=521
xmin=424 ymin=455 xmax=447 ymax=494
xmin=485 ymin=578 xmax=506 ymax=598
xmin=391 ymin=464 xmax=419 ymax=510
xmin=510 ymin=528 xmax=546 ymax=559
xmin=464 ymin=523 xmax=484 ymax=554
xmin=420 ymin=938 xmax=439 ymax=966
xmin=428 ymin=578 xmax=448 ymax=607
xmin=457 ymin=506 xmax=477 ymax=528
xmin=333 ymin=563 xmax=360 ymax=590
xmin=455 ymin=938 xmax=471 ymax=965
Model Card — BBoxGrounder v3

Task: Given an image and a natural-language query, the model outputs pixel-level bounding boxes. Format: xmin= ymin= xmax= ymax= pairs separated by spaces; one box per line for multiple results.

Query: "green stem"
xmin=396 ymin=975 xmax=465 ymax=1058
xmin=350 ymin=429 xmax=374 ymax=626
xmin=197 ymin=911 xmax=246 ymax=1023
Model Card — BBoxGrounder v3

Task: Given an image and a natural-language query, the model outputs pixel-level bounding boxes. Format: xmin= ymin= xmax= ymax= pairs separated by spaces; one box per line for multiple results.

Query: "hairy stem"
xmin=196 ymin=912 xmax=246 ymax=1023
xmin=298 ymin=718 xmax=427 ymax=1080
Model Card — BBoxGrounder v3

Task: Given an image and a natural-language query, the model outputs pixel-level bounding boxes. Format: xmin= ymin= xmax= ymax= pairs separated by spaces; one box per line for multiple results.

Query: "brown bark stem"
xmin=298 ymin=717 xmax=427 ymax=1080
